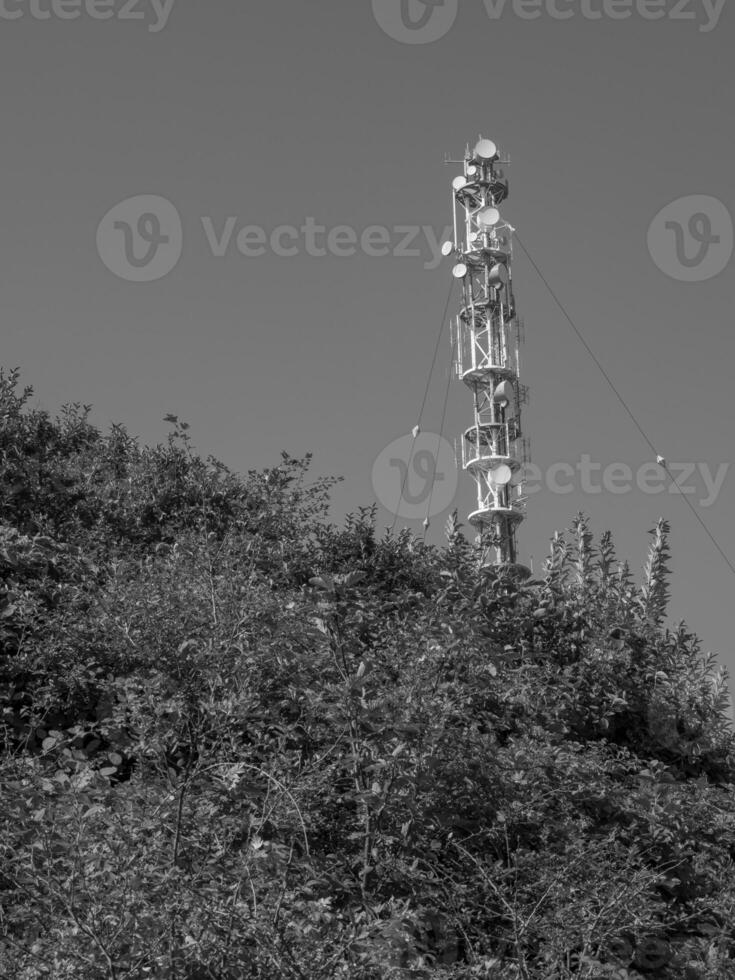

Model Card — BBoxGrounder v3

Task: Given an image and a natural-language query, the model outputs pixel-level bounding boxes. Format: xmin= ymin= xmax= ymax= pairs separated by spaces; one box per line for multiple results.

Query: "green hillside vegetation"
xmin=1 ymin=367 xmax=735 ymax=979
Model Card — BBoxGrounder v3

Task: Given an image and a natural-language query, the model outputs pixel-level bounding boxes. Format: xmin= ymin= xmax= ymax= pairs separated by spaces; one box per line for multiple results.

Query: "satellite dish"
xmin=493 ymin=380 xmax=515 ymax=406
xmin=452 ymin=176 xmax=467 ymax=191
xmin=477 ymin=206 xmax=500 ymax=228
xmin=452 ymin=262 xmax=468 ymax=279
xmin=466 ymin=165 xmax=477 ymax=176
xmin=489 ymin=464 xmax=513 ymax=486
xmin=474 ymin=139 xmax=498 ymax=161
xmin=488 ymin=263 xmax=507 ymax=289
xmin=441 ymin=241 xmax=454 ymax=257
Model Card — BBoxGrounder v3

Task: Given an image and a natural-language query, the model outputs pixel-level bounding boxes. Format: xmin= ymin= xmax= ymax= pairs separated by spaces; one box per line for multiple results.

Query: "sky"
xmin=1 ymin=0 xmax=734 ymax=701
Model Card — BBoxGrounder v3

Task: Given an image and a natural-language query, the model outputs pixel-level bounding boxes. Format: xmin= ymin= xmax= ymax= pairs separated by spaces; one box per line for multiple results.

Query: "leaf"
xmin=32 ymin=536 xmax=56 ymax=552
xmin=633 ymin=938 xmax=672 ymax=970
xmin=604 ymin=937 xmax=634 ymax=964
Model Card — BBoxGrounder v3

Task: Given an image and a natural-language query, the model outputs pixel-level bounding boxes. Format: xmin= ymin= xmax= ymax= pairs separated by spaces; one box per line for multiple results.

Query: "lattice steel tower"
xmin=447 ymin=137 xmax=530 ymax=576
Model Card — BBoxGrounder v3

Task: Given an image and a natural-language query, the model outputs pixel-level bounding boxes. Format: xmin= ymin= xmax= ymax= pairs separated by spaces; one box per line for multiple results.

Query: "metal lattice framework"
xmin=448 ymin=137 xmax=530 ymax=576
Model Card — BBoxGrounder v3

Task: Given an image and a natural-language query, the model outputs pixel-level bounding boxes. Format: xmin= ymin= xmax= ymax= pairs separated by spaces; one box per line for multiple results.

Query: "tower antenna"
xmin=447 ymin=137 xmax=531 ymax=577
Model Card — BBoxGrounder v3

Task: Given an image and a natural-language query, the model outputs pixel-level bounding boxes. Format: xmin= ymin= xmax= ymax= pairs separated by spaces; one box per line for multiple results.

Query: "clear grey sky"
xmin=1 ymin=1 xmax=734 ymax=691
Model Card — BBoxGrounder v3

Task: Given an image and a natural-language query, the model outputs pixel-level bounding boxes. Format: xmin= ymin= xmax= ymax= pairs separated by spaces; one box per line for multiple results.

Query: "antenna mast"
xmin=448 ymin=137 xmax=530 ymax=576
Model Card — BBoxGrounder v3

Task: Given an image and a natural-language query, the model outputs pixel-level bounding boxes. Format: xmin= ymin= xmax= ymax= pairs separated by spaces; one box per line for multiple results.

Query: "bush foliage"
xmin=1 ymin=367 xmax=734 ymax=979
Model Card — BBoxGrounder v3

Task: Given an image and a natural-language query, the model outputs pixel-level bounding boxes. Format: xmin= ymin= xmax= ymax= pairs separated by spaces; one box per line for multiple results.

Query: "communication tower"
xmin=446 ymin=137 xmax=530 ymax=576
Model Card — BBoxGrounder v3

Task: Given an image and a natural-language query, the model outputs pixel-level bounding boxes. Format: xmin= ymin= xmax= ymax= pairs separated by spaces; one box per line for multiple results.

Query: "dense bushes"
xmin=1 ymin=368 xmax=734 ymax=978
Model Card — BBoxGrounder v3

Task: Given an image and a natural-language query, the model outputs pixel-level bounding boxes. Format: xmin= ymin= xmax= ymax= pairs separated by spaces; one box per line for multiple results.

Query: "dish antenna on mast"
xmin=474 ymin=138 xmax=498 ymax=161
